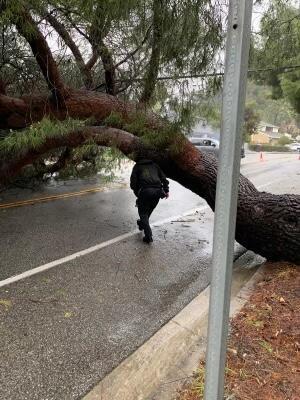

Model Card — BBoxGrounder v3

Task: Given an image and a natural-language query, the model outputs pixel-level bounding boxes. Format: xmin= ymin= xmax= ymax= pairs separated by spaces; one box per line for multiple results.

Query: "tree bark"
xmin=0 ymin=90 xmax=162 ymax=130
xmin=88 ymin=5 xmax=116 ymax=95
xmin=0 ymin=79 xmax=7 ymax=95
xmin=0 ymin=126 xmax=299 ymax=265
xmin=14 ymin=7 xmax=68 ymax=100
xmin=44 ymin=12 xmax=94 ymax=89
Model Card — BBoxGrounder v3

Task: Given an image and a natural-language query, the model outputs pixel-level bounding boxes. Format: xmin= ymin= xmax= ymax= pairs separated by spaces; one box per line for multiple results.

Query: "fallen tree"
xmin=0 ymin=1 xmax=299 ymax=264
xmin=1 ymin=122 xmax=299 ymax=264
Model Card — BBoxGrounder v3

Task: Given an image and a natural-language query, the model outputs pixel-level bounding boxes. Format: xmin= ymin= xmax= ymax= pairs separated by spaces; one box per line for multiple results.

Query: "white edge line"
xmin=0 ymin=180 xmax=281 ymax=289
xmin=0 ymin=205 xmax=208 ymax=288
xmin=256 ymin=179 xmax=282 ymax=189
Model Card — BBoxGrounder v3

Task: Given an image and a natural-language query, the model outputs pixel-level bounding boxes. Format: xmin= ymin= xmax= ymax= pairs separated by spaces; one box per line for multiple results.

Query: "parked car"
xmin=189 ymin=137 xmax=245 ymax=158
xmin=287 ymin=143 xmax=300 ymax=152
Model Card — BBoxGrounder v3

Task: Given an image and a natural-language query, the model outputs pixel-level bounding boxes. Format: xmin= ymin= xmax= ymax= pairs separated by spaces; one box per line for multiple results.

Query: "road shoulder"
xmin=83 ymin=251 xmax=265 ymax=400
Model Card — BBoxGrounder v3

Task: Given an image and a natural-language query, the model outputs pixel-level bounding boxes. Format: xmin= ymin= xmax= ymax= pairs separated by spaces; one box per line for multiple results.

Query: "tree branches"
xmin=44 ymin=11 xmax=94 ymax=89
xmin=88 ymin=6 xmax=116 ymax=95
xmin=0 ymin=89 xmax=163 ymax=130
xmin=0 ymin=126 xmax=139 ymax=184
xmin=140 ymin=0 xmax=164 ymax=104
xmin=13 ymin=6 xmax=68 ymax=100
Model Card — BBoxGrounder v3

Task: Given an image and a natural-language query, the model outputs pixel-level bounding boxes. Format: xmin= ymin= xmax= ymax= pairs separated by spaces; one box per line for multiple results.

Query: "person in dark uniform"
xmin=130 ymin=159 xmax=169 ymax=243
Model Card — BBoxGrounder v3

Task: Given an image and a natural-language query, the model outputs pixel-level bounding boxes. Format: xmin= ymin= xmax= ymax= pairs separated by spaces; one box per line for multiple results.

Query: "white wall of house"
xmin=258 ymin=122 xmax=279 ymax=134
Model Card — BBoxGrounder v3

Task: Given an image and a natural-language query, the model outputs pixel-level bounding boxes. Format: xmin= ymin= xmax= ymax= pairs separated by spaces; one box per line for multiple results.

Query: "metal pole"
xmin=204 ymin=1 xmax=253 ymax=399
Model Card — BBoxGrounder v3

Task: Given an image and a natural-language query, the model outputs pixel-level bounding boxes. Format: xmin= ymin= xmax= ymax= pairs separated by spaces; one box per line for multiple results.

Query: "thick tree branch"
xmin=0 ymin=90 xmax=163 ymax=130
xmin=98 ymin=40 xmax=116 ymax=95
xmin=0 ymin=127 xmax=139 ymax=183
xmin=13 ymin=7 xmax=68 ymax=100
xmin=44 ymin=12 xmax=93 ymax=89
xmin=86 ymin=52 xmax=100 ymax=70
xmin=88 ymin=6 xmax=116 ymax=95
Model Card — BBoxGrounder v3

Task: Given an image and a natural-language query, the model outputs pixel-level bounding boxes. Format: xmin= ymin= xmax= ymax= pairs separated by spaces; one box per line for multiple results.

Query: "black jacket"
xmin=130 ymin=160 xmax=169 ymax=197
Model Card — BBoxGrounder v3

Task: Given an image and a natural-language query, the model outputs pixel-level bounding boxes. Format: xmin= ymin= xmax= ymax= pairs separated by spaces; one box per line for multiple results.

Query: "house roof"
xmin=259 ymin=121 xmax=280 ymax=129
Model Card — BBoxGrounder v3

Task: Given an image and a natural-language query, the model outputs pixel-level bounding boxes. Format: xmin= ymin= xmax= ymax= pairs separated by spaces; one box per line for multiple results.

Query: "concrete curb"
xmin=83 ymin=253 xmax=266 ymax=400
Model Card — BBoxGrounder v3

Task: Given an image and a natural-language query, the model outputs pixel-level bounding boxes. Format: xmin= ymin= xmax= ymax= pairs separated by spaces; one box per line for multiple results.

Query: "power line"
xmin=93 ymin=64 xmax=300 ymax=91
xmin=155 ymin=65 xmax=300 ymax=81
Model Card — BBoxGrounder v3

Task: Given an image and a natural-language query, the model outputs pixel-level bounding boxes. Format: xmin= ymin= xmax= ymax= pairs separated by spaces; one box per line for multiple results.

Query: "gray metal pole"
xmin=204 ymin=1 xmax=253 ymax=399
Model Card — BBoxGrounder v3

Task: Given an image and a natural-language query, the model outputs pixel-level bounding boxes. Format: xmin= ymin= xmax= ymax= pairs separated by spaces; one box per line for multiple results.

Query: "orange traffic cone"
xmin=259 ymin=152 xmax=264 ymax=162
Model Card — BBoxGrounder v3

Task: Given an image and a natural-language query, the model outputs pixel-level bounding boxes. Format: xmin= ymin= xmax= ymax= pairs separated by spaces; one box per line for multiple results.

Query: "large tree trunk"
xmin=159 ymin=141 xmax=300 ymax=264
xmin=0 ymin=90 xmax=161 ymax=130
xmin=0 ymin=125 xmax=299 ymax=265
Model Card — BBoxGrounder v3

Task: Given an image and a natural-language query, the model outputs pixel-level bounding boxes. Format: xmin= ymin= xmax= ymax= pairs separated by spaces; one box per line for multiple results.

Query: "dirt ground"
xmin=177 ymin=262 xmax=300 ymax=400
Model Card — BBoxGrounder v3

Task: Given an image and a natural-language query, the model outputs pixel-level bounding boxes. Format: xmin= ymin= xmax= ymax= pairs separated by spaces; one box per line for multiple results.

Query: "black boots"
xmin=137 ymin=220 xmax=153 ymax=243
xmin=143 ymin=236 xmax=153 ymax=244
xmin=137 ymin=219 xmax=143 ymax=231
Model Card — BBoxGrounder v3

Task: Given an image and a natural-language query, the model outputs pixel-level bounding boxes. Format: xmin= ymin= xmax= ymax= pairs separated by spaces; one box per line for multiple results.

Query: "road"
xmin=0 ymin=153 xmax=299 ymax=400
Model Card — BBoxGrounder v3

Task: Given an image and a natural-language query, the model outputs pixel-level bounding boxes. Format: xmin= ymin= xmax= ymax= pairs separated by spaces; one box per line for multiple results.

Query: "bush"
xmin=248 ymin=144 xmax=289 ymax=152
xmin=278 ymin=136 xmax=292 ymax=146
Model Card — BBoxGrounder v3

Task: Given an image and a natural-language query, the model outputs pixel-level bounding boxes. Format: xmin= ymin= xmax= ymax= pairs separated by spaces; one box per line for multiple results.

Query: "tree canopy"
xmin=251 ymin=0 xmax=300 ymax=113
xmin=0 ymin=0 xmax=225 ymax=181
xmin=0 ymin=0 xmax=223 ymax=99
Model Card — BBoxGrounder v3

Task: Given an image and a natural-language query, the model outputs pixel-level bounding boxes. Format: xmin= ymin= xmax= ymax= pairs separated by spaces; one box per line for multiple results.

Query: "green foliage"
xmin=103 ymin=109 xmax=184 ymax=152
xmin=192 ymin=366 xmax=205 ymax=397
xmin=248 ymin=144 xmax=289 ymax=152
xmin=51 ymin=146 xmax=124 ymax=181
xmin=103 ymin=112 xmax=125 ymax=129
xmin=0 ymin=118 xmax=85 ymax=158
xmin=259 ymin=340 xmax=273 ymax=354
xmin=281 ymin=65 xmax=300 ymax=114
xmin=192 ymin=97 xmax=221 ymax=129
xmin=140 ymin=122 xmax=184 ymax=154
xmin=251 ymin=1 xmax=300 ymax=113
xmin=278 ymin=135 xmax=292 ymax=145
xmin=243 ymin=102 xmax=260 ymax=142
xmin=123 ymin=116 xmax=152 ymax=137
xmin=246 ymin=81 xmax=297 ymax=126
xmin=2 ymin=0 xmax=224 ymax=100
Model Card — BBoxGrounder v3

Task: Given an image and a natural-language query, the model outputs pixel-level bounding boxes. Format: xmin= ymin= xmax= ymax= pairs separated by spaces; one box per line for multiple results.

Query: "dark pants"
xmin=137 ymin=187 xmax=161 ymax=239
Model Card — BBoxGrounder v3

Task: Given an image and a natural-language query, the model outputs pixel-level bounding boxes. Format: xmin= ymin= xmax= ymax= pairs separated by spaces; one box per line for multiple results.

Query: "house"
xmin=250 ymin=132 xmax=270 ymax=144
xmin=258 ymin=121 xmax=280 ymax=133
xmin=251 ymin=121 xmax=281 ymax=145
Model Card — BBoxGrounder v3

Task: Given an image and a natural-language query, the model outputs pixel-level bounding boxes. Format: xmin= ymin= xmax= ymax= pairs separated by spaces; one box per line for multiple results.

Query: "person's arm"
xmin=157 ymin=165 xmax=169 ymax=194
xmin=130 ymin=164 xmax=139 ymax=197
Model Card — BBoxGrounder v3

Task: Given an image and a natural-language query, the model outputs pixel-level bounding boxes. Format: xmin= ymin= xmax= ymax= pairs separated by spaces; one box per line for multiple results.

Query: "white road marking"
xmin=256 ymin=179 xmax=283 ymax=189
xmin=0 ymin=179 xmax=288 ymax=289
xmin=0 ymin=205 xmax=208 ymax=288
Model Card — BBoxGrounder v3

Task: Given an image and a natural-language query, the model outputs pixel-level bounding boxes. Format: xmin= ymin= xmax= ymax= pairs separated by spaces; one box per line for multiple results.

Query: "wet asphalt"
xmin=0 ymin=179 xmax=203 ymax=280
xmin=0 ymin=153 xmax=299 ymax=400
xmin=0 ymin=211 xmax=214 ymax=400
